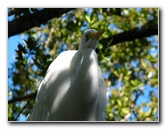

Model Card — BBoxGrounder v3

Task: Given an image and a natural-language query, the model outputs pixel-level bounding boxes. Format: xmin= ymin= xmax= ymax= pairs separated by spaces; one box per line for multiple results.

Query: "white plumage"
xmin=27 ymin=29 xmax=107 ymax=121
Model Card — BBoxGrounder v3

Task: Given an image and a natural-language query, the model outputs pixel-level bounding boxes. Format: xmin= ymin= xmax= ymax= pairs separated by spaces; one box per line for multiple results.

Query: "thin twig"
xmin=15 ymin=100 xmax=31 ymax=120
xmin=132 ymin=110 xmax=141 ymax=121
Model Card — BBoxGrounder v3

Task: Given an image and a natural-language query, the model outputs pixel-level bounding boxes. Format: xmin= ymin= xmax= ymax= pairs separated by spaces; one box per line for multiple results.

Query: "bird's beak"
xmin=91 ymin=30 xmax=105 ymax=40
xmin=87 ymin=30 xmax=105 ymax=50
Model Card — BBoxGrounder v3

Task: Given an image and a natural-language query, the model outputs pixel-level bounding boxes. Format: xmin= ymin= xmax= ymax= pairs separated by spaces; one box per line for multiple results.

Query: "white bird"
xmin=26 ymin=29 xmax=107 ymax=121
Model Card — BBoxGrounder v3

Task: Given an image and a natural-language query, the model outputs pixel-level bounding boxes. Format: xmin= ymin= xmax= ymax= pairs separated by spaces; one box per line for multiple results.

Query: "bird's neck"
xmin=70 ymin=48 xmax=84 ymax=76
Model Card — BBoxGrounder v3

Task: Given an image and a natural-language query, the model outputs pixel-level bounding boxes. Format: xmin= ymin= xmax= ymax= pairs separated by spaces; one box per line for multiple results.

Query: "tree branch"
xmin=8 ymin=92 xmax=37 ymax=104
xmin=105 ymin=24 xmax=158 ymax=46
xmin=8 ymin=8 xmax=75 ymax=37
xmin=8 ymin=8 xmax=29 ymax=16
xmin=15 ymin=100 xmax=31 ymax=120
xmin=132 ymin=110 xmax=141 ymax=121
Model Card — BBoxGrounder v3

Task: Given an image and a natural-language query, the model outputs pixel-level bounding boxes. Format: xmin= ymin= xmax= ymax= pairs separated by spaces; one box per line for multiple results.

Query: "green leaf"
xmin=121 ymin=107 xmax=130 ymax=115
xmin=85 ymin=15 xmax=90 ymax=23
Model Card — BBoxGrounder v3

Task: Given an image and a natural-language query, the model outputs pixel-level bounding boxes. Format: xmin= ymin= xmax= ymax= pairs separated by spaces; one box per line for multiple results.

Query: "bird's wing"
xmin=27 ymin=50 xmax=77 ymax=121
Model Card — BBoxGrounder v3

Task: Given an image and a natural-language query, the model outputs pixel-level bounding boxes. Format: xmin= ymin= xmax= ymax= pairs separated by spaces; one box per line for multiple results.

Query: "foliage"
xmin=8 ymin=8 xmax=158 ymax=121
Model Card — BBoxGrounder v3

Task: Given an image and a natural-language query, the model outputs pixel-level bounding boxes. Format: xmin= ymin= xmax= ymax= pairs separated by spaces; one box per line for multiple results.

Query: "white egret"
xmin=27 ymin=29 xmax=107 ymax=121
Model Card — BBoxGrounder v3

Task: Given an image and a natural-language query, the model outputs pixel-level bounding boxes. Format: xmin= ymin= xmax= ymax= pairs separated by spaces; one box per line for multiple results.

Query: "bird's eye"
xmin=85 ymin=35 xmax=89 ymax=42
xmin=85 ymin=33 xmax=91 ymax=42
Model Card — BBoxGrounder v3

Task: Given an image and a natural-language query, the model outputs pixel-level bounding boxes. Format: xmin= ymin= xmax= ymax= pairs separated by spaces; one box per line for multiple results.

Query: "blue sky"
xmin=8 ymin=35 xmax=23 ymax=68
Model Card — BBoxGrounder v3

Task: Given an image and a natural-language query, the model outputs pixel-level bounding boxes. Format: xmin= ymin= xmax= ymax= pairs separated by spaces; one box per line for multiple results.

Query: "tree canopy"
xmin=8 ymin=8 xmax=158 ymax=121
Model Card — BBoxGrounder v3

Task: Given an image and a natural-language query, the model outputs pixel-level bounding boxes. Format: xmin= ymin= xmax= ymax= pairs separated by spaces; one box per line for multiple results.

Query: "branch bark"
xmin=8 ymin=92 xmax=37 ymax=104
xmin=105 ymin=24 xmax=158 ymax=47
xmin=8 ymin=8 xmax=75 ymax=37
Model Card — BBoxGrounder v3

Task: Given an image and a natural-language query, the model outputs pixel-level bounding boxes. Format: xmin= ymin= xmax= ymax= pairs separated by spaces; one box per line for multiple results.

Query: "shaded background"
xmin=8 ymin=8 xmax=158 ymax=121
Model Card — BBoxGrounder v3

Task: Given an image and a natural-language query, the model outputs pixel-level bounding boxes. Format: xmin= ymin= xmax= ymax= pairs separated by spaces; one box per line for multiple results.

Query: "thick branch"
xmin=8 ymin=8 xmax=75 ymax=37
xmin=8 ymin=92 xmax=37 ymax=104
xmin=8 ymin=8 xmax=29 ymax=16
xmin=106 ymin=24 xmax=158 ymax=46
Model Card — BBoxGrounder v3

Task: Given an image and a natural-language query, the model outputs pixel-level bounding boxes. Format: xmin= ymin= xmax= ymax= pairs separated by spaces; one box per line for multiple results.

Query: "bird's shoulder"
xmin=57 ymin=50 xmax=77 ymax=60
xmin=46 ymin=50 xmax=77 ymax=74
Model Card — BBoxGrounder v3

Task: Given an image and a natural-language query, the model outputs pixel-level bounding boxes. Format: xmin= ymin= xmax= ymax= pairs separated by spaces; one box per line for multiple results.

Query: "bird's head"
xmin=79 ymin=29 xmax=105 ymax=51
